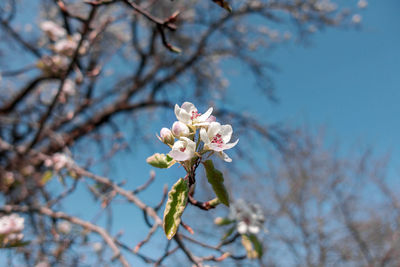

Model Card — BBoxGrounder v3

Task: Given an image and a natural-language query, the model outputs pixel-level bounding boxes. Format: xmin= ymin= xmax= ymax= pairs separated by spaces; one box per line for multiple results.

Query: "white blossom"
xmin=62 ymin=79 xmax=76 ymax=96
xmin=57 ymin=221 xmax=72 ymax=235
xmin=314 ymin=0 xmax=337 ymax=12
xmin=45 ymin=153 xmax=73 ymax=171
xmin=352 ymin=14 xmax=362 ymax=24
xmin=0 ymin=214 xmax=24 ymax=236
xmin=169 ymin=137 xmax=196 ymax=161
xmin=92 ymin=242 xmax=103 ymax=252
xmin=357 ymin=0 xmax=368 ymax=9
xmin=229 ymin=199 xmax=265 ymax=235
xmin=171 ymin=121 xmax=190 ymax=137
xmin=40 ymin=21 xmax=66 ymax=41
xmin=53 ymin=34 xmax=89 ymax=57
xmin=35 ymin=261 xmax=50 ymax=267
xmin=200 ymin=122 xmax=238 ymax=162
xmin=53 ymin=38 xmax=78 ymax=57
xmin=174 ymin=102 xmax=213 ymax=126
xmin=159 ymin=128 xmax=175 ymax=145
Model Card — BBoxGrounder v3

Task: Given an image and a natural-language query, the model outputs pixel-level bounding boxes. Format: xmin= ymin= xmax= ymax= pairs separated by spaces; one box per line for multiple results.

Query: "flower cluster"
xmin=37 ymin=20 xmax=88 ymax=77
xmin=159 ymin=102 xmax=238 ymax=163
xmin=0 ymin=214 xmax=25 ymax=247
xmin=44 ymin=153 xmax=74 ymax=171
xmin=228 ymin=199 xmax=265 ymax=235
xmin=40 ymin=20 xmax=89 ymax=57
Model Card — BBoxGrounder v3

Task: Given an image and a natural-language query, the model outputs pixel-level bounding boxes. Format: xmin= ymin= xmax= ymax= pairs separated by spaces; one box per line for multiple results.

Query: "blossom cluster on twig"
xmin=0 ymin=213 xmax=25 ymax=248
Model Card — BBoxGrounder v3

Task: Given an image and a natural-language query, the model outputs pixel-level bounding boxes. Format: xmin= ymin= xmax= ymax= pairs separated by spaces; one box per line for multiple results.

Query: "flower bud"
xmin=160 ymin=128 xmax=174 ymax=145
xmin=214 ymin=217 xmax=234 ymax=226
xmin=57 ymin=221 xmax=72 ymax=235
xmin=146 ymin=153 xmax=175 ymax=169
xmin=93 ymin=242 xmax=103 ymax=253
xmin=206 ymin=115 xmax=216 ymax=123
xmin=171 ymin=121 xmax=190 ymax=137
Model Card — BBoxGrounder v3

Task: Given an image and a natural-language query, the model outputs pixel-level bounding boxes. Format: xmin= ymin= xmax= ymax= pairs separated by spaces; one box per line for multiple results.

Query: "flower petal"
xmin=208 ymin=143 xmax=225 ymax=152
xmin=220 ymin=124 xmax=233 ymax=143
xmin=237 ymin=221 xmax=248 ymax=234
xmin=169 ymin=150 xmax=190 ymax=161
xmin=209 ymin=139 xmax=238 ymax=152
xmin=207 ymin=122 xmax=221 ymax=140
xmin=249 ymin=225 xmax=260 ymax=234
xmin=174 ymin=104 xmax=180 ymax=119
xmin=181 ymin=137 xmax=196 ymax=152
xmin=223 ymin=139 xmax=239 ymax=150
xmin=172 ymin=121 xmax=189 ymax=137
xmin=171 ymin=140 xmax=185 ymax=150
xmin=175 ymin=104 xmax=191 ymax=124
xmin=181 ymin=102 xmax=196 ymax=113
xmin=197 ymin=107 xmax=213 ymax=122
xmin=218 ymin=151 xmax=232 ymax=162
xmin=200 ymin=128 xmax=211 ymax=144
xmin=179 ymin=111 xmax=191 ymax=124
xmin=193 ymin=121 xmax=211 ymax=126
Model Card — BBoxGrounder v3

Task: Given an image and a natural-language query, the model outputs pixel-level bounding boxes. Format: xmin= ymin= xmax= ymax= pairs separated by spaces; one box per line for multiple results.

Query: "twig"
xmin=0 ymin=205 xmax=131 ymax=267
xmin=134 ymin=222 xmax=159 ymax=253
xmin=188 ymin=195 xmax=219 ymax=210
xmin=122 ymin=0 xmax=176 ymax=31
xmin=116 ymin=239 xmax=156 ymax=263
xmin=154 ymin=184 xmax=168 ymax=211
xmin=154 ymin=242 xmax=179 ymax=267
xmin=173 ymin=234 xmax=201 ymax=267
xmin=133 ymin=170 xmax=156 ymax=194
xmin=0 ymin=76 xmax=55 ymax=114
xmin=73 ymin=165 xmax=163 ymax=226
xmin=0 ymin=19 xmax=42 ymax=58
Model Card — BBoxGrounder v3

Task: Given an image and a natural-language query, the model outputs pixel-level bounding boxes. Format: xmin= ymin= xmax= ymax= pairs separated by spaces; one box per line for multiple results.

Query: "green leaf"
xmin=249 ymin=234 xmax=263 ymax=258
xmin=3 ymin=240 xmax=30 ymax=248
xmin=221 ymin=225 xmax=236 ymax=241
xmin=40 ymin=171 xmax=53 ymax=185
xmin=241 ymin=234 xmax=263 ymax=259
xmin=146 ymin=153 xmax=175 ymax=169
xmin=163 ymin=178 xmax=189 ymax=240
xmin=212 ymin=0 xmax=232 ymax=12
xmin=214 ymin=217 xmax=234 ymax=226
xmin=203 ymin=160 xmax=230 ymax=207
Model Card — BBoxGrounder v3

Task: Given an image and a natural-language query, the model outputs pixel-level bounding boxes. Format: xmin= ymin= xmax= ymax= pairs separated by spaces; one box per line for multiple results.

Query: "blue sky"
xmin=230 ymin=1 xmax=400 ymax=159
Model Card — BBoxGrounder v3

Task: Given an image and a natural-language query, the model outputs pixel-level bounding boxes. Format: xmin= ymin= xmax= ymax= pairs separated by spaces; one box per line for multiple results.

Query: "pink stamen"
xmin=211 ymin=133 xmax=223 ymax=147
xmin=180 ymin=147 xmax=186 ymax=152
xmin=191 ymin=110 xmax=201 ymax=120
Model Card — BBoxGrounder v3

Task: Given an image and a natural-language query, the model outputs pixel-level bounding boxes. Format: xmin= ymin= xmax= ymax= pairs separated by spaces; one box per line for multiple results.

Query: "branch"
xmin=0 ymin=76 xmax=54 ymax=114
xmin=0 ymin=204 xmax=130 ymax=267
xmin=0 ymin=19 xmax=42 ymax=58
xmin=72 ymin=165 xmax=163 ymax=226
